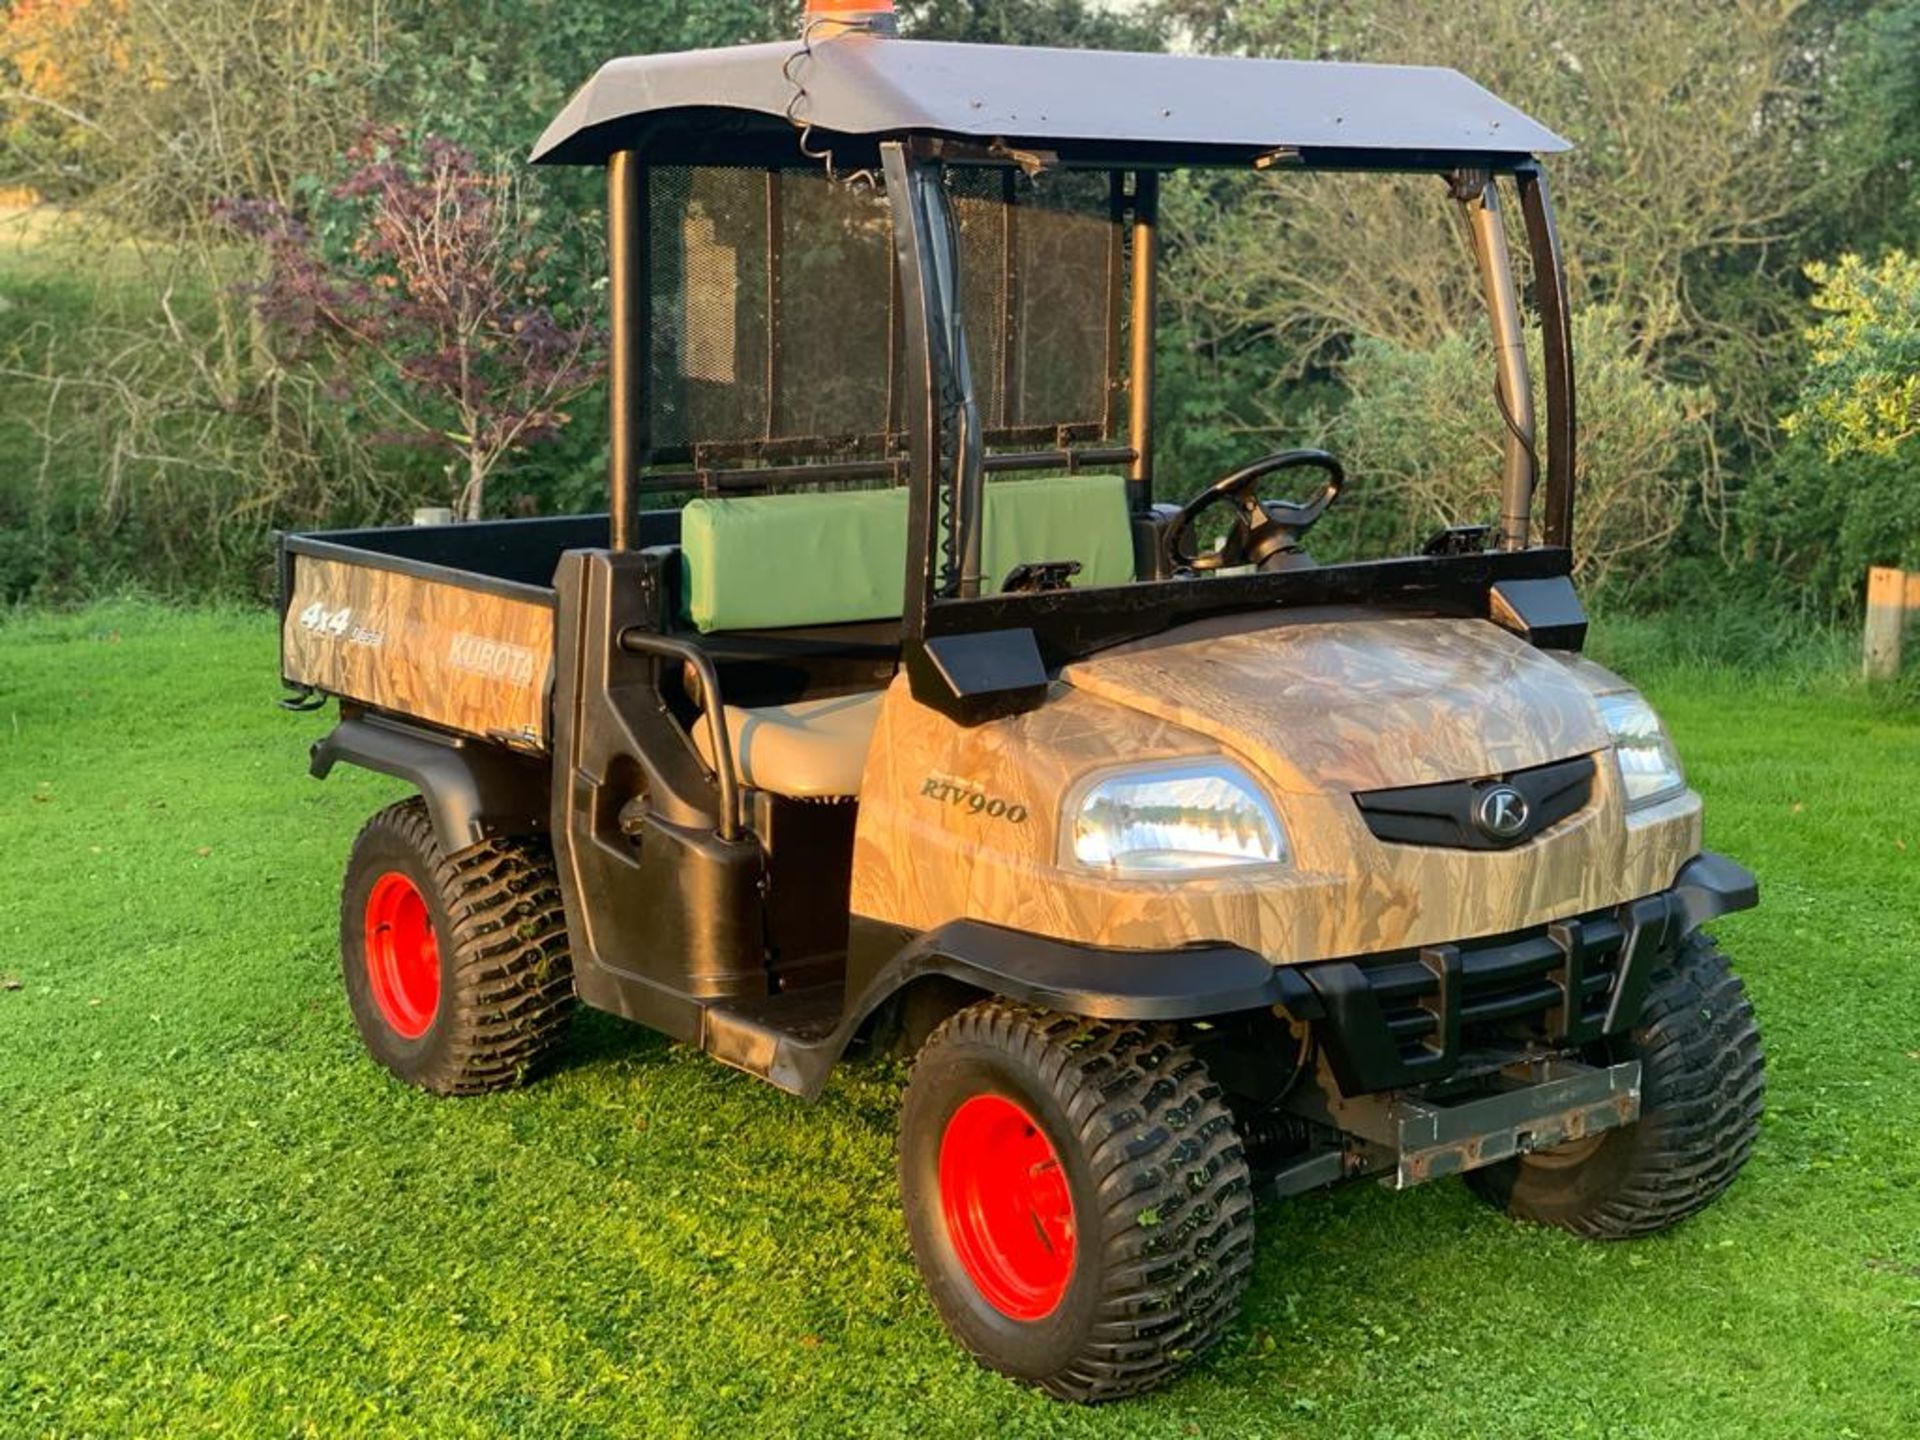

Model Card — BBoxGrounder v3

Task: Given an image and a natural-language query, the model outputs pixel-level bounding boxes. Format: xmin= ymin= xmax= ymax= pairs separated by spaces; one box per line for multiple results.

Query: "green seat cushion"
xmin=681 ymin=487 xmax=910 ymax=632
xmin=681 ymin=474 xmax=1135 ymax=632
xmin=980 ymin=474 xmax=1136 ymax=592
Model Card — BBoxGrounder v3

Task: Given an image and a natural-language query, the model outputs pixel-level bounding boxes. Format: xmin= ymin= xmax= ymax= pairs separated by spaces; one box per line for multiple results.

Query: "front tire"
xmin=899 ymin=1001 xmax=1255 ymax=1402
xmin=1467 ymin=932 xmax=1765 ymax=1237
xmin=340 ymin=798 xmax=574 ymax=1095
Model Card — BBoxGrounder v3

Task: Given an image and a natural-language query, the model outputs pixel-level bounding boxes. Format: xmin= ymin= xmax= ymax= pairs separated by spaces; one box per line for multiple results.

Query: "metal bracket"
xmin=1381 ymin=1057 xmax=1641 ymax=1190
xmin=277 ymin=682 xmax=329 ymax=713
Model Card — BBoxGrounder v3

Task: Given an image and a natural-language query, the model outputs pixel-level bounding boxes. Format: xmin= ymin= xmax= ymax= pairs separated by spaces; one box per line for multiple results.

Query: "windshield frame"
xmin=881 ymin=140 xmax=1577 ymax=719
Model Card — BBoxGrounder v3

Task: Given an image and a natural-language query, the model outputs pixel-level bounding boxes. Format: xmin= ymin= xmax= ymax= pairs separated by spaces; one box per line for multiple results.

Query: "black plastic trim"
xmin=1489 ymin=574 xmax=1588 ymax=650
xmin=925 ymin=545 xmax=1576 ymax=666
xmin=1671 ymin=851 xmax=1760 ymax=931
xmin=310 ymin=712 xmax=549 ymax=851
xmin=905 ymin=629 xmax=1051 ymax=725
xmin=1355 ymin=754 xmax=1596 ymax=851
xmin=847 ymin=917 xmax=1296 ymax=1023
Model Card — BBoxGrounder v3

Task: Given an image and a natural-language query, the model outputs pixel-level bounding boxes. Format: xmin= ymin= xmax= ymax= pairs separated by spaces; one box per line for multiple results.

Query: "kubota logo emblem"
xmin=447 ymin=633 xmax=538 ymax=686
xmin=1475 ymin=784 xmax=1531 ymax=841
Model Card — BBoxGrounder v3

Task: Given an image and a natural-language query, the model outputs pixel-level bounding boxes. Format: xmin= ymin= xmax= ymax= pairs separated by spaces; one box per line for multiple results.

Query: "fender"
xmin=711 ymin=918 xmax=1300 ymax=1104
xmin=309 ymin=712 xmax=549 ymax=853
xmin=1670 ymin=851 xmax=1760 ymax=932
xmin=844 ymin=917 xmax=1303 ymax=1029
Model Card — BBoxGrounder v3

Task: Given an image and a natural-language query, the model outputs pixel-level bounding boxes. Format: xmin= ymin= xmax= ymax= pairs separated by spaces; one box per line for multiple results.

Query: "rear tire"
xmin=340 ymin=799 xmax=573 ymax=1095
xmin=1466 ymin=932 xmax=1764 ymax=1237
xmin=899 ymin=1001 xmax=1254 ymax=1402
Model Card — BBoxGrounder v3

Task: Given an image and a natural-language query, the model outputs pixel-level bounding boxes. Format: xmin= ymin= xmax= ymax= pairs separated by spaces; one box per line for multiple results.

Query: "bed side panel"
xmin=282 ymin=554 xmax=554 ymax=751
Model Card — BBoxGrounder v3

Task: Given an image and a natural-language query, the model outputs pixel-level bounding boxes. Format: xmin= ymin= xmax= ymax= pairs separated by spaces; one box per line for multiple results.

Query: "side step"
xmin=702 ymin=984 xmax=847 ymax=1098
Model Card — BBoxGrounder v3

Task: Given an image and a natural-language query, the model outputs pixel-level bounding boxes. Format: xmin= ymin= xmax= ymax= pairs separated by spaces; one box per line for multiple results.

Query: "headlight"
xmin=1065 ymin=760 xmax=1288 ymax=875
xmin=1595 ymin=692 xmax=1687 ymax=809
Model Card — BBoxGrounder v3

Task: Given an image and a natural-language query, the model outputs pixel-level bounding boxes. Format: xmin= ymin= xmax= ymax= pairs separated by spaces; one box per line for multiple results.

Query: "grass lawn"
xmin=2 ymin=603 xmax=1917 ymax=1438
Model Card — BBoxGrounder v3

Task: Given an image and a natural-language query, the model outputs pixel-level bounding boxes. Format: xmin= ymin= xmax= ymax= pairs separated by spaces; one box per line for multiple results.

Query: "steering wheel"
xmin=1163 ymin=449 xmax=1346 ymax=574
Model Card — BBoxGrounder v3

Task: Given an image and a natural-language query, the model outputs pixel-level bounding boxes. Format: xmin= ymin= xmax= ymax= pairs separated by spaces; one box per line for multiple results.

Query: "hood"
xmin=1059 ymin=614 xmax=1609 ymax=796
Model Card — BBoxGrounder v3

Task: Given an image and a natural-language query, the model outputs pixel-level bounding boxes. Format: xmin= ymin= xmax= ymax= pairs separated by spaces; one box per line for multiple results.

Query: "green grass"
xmin=2 ymin=603 xmax=1917 ymax=1439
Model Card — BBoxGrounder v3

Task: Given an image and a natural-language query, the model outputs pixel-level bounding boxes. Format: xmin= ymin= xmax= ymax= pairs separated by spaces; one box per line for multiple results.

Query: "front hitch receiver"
xmin=1376 ymin=1056 xmax=1642 ymax=1189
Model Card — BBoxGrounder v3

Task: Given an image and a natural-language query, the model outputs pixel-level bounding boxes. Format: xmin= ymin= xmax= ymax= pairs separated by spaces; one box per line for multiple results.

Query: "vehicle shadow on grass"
xmin=550 ymin=1004 xmax=678 ymax=1076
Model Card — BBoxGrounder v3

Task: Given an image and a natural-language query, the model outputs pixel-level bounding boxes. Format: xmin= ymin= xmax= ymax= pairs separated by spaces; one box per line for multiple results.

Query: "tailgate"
xmin=281 ymin=544 xmax=556 ymax=753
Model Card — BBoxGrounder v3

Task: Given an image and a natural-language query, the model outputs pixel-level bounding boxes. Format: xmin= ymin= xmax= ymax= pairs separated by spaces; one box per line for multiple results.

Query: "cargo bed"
xmin=278 ymin=514 xmax=675 ymax=754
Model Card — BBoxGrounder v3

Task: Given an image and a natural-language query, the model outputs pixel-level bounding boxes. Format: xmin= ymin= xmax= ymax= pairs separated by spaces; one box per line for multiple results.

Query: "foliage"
xmin=1159 ymin=0 xmax=1815 ymax=441
xmin=1323 ymin=306 xmax=1708 ymax=593
xmin=1803 ymin=0 xmax=1920 ymax=258
xmin=1 ymin=0 xmax=387 ymax=227
xmin=0 ymin=224 xmax=407 ymax=603
xmin=0 ymin=0 xmax=416 ymax=600
xmin=2 ymin=0 xmax=1918 ymax=612
xmin=1730 ymin=249 xmax=1920 ymax=610
xmin=224 ymin=129 xmax=603 ymax=520
xmin=1736 ymin=435 xmax=1920 ymax=611
xmin=0 ymin=0 xmax=134 ymax=187
xmin=3 ymin=603 xmax=1918 ymax=1436
xmin=0 ymin=0 xmax=633 ymax=597
xmin=899 ymin=0 xmax=1160 ymax=45
xmin=1783 ymin=250 xmax=1920 ymax=461
xmin=368 ymin=0 xmax=790 ymax=162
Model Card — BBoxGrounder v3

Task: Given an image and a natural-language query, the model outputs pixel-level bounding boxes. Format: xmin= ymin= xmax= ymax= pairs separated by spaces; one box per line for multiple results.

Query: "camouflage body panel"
xmin=1062 ymin=616 xmax=1610 ymax=793
xmin=282 ymin=555 xmax=554 ymax=752
xmin=849 ymin=616 xmax=1701 ymax=966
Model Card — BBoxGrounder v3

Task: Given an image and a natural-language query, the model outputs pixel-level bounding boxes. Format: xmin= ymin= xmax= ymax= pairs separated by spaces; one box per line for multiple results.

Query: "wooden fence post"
xmin=1864 ymin=566 xmax=1913 ymax=680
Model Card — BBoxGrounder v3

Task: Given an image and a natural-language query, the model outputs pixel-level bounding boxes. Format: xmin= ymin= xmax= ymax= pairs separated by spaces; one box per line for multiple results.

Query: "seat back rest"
xmin=979 ymin=473 xmax=1135 ymax=592
xmin=681 ymin=474 xmax=1135 ymax=633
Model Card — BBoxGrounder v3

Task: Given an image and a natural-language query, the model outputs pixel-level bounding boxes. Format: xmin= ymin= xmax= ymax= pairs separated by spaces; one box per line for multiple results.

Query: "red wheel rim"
xmin=363 ymin=871 xmax=440 ymax=1039
xmin=938 ymin=1093 xmax=1077 ymax=1321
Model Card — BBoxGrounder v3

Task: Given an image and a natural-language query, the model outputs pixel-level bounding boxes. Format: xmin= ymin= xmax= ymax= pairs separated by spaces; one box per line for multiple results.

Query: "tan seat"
xmin=691 ymin=690 xmax=886 ymax=799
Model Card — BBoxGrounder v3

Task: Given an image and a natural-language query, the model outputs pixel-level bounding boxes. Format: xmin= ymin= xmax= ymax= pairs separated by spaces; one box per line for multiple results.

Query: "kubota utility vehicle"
xmin=278 ymin=2 xmax=1765 ymax=1401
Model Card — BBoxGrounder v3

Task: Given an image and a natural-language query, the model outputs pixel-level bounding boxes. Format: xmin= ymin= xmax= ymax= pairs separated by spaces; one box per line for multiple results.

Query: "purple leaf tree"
xmin=222 ymin=127 xmax=603 ymax=520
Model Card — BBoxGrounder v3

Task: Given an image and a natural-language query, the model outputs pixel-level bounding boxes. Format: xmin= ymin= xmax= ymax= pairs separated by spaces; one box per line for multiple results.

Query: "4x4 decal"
xmin=296 ymin=602 xmax=384 ymax=648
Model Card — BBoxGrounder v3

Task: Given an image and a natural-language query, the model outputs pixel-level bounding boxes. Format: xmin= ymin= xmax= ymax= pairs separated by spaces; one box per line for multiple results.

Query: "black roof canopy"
xmin=531 ymin=36 xmax=1571 ymax=168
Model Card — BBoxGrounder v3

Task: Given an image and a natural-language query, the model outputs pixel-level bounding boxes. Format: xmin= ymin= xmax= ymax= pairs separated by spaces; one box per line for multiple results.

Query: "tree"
xmin=227 ymin=128 xmax=603 ymax=520
xmin=899 ymin=0 xmax=1160 ymax=45
xmin=1326 ymin=307 xmax=1708 ymax=592
xmin=1158 ymin=0 xmax=1818 ymax=449
xmin=1803 ymin=0 xmax=1920 ymax=259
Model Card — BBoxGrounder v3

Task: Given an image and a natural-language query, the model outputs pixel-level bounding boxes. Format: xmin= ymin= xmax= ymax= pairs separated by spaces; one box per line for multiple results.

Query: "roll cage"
xmin=540 ymin=37 xmax=1583 ymax=723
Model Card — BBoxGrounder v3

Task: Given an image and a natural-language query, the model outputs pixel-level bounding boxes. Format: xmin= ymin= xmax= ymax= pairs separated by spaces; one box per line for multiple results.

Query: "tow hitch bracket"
xmin=1383 ymin=1057 xmax=1641 ymax=1189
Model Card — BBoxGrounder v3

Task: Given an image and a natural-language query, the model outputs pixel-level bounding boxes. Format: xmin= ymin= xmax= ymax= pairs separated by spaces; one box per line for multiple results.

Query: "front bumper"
xmin=851 ymin=853 xmax=1757 ymax=1087
xmin=1294 ymin=852 xmax=1758 ymax=1095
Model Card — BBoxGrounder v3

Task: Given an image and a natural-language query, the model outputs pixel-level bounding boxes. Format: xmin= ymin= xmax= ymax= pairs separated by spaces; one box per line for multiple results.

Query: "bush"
xmin=225 ymin=129 xmax=604 ymax=522
xmin=1783 ymin=250 xmax=1919 ymax=463
xmin=1737 ymin=438 xmax=1920 ymax=613
xmin=1323 ymin=306 xmax=1709 ymax=595
xmin=1731 ymin=249 xmax=1920 ymax=614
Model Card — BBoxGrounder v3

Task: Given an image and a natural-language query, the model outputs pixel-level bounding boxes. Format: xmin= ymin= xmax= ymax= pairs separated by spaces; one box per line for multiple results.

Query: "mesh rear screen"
xmin=646 ymin=165 xmax=1121 ymax=466
xmin=949 ymin=169 xmax=1117 ymax=436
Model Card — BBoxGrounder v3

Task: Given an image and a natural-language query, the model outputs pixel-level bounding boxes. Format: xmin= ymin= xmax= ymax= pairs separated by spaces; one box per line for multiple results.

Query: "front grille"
xmin=1355 ymin=754 xmax=1596 ymax=850
xmin=1300 ymin=895 xmax=1682 ymax=1095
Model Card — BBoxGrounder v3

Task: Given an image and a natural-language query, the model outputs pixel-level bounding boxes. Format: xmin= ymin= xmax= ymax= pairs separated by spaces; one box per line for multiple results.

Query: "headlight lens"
xmin=1067 ymin=760 xmax=1288 ymax=874
xmin=1595 ymin=692 xmax=1687 ymax=809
